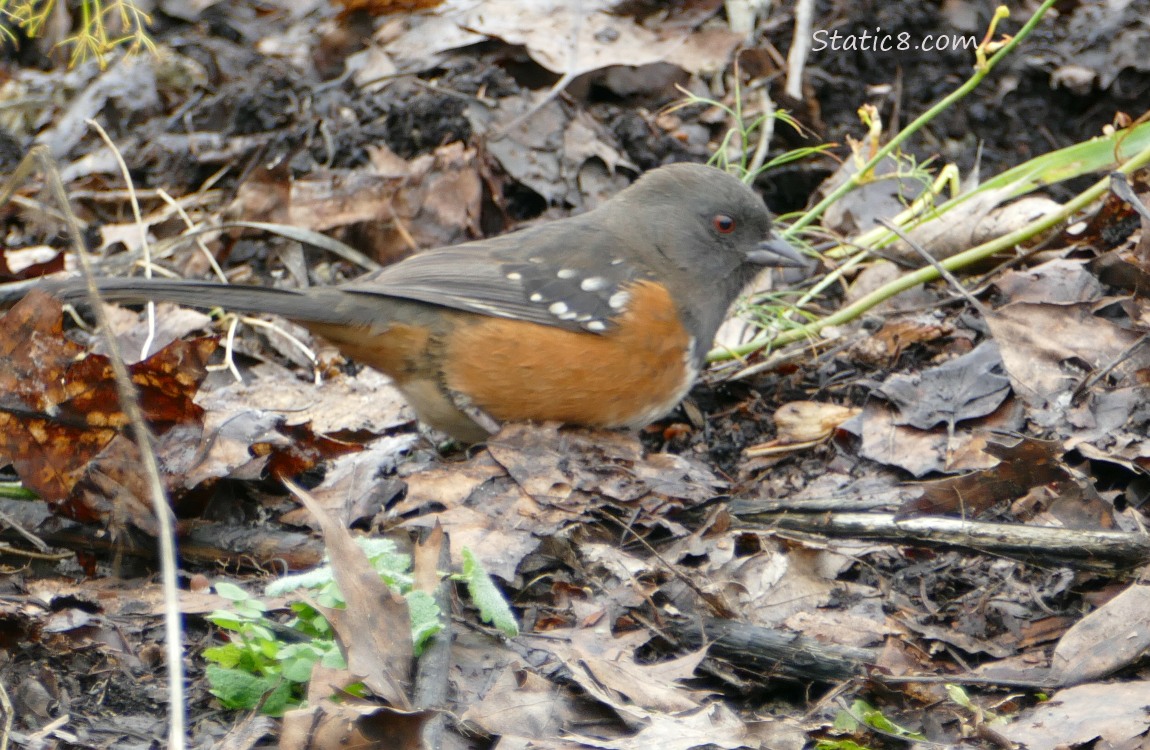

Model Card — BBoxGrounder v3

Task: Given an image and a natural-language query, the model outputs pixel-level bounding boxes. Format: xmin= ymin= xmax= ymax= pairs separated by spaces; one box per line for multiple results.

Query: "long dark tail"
xmin=32 ymin=277 xmax=360 ymax=326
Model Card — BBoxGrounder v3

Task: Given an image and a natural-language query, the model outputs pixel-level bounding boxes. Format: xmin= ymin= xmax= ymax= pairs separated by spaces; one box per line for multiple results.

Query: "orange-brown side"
xmin=305 ymin=319 xmax=434 ymax=380
xmin=440 ymin=280 xmax=695 ymax=428
xmin=307 ymin=317 xmax=496 ymax=440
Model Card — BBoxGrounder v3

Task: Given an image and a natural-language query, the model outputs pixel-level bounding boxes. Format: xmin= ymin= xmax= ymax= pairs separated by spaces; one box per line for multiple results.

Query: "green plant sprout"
xmin=751 ymin=122 xmax=1150 ymax=359
xmin=816 ymin=699 xmax=926 ymax=749
xmin=0 ymin=0 xmax=155 ymax=68
xmin=666 ymin=76 xmax=833 ymax=184
xmin=946 ymin=683 xmax=1011 ymax=728
xmin=204 ymin=538 xmax=518 ymax=715
xmin=699 ymin=0 xmax=1150 ymax=363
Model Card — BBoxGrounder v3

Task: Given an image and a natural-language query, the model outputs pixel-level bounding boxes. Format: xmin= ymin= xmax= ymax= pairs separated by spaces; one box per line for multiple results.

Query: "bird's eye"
xmin=713 ymin=214 xmax=736 ymax=234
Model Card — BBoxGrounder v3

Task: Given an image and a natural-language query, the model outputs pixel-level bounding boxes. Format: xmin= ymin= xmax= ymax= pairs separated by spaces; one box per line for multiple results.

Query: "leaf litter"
xmin=2 ymin=1 xmax=1150 ymax=748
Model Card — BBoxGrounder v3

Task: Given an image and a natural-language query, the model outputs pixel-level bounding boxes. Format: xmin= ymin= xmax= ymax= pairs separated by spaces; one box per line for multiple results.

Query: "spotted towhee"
xmin=33 ymin=163 xmax=808 ymax=442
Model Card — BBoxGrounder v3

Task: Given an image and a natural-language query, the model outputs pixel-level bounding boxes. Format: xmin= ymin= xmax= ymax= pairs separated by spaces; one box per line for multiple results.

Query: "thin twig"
xmin=0 ymin=507 xmax=50 ymax=552
xmin=0 ymin=676 xmax=12 ymax=750
xmin=1071 ymin=332 xmax=1150 ymax=402
xmin=155 ymin=188 xmax=228 ymax=282
xmin=785 ymin=0 xmax=815 ymax=100
xmin=85 ymin=118 xmax=158 ymax=360
xmin=746 ymin=88 xmax=775 ymax=177
xmin=877 ymin=218 xmax=991 ymax=317
xmin=36 ymin=145 xmax=187 ymax=749
xmin=205 ymin=313 xmax=244 ymax=382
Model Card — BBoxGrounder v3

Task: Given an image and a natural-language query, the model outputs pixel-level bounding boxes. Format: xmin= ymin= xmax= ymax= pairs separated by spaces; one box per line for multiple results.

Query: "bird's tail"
xmin=33 ymin=277 xmax=358 ymax=326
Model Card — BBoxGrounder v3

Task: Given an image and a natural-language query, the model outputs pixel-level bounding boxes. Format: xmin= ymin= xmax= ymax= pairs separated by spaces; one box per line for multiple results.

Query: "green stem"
xmin=725 ymin=138 xmax=1150 ymax=357
xmin=785 ymin=0 xmax=1058 ymax=238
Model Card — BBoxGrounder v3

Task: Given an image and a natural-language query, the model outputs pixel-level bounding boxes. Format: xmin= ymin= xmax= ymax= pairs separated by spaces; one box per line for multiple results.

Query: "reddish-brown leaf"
xmin=0 ymin=291 xmax=217 ymax=532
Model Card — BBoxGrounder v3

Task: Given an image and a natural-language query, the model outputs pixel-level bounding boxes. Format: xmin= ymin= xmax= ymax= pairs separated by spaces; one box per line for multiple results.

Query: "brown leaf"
xmin=999 ymin=681 xmax=1150 ymax=750
xmin=281 ymin=700 xmax=426 ymax=750
xmin=0 ymin=291 xmax=217 ymax=532
xmin=287 ymin=479 xmax=413 ymax=709
xmin=257 ymin=421 xmax=362 ymax=481
xmin=899 ymin=436 xmax=1070 ymax=518
xmin=0 ymin=246 xmax=65 ymax=281
xmin=1051 ymin=583 xmax=1150 ymax=686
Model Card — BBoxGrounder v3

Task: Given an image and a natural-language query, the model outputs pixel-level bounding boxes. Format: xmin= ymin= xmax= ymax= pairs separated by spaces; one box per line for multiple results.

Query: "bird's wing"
xmin=339 ymin=225 xmax=645 ymax=333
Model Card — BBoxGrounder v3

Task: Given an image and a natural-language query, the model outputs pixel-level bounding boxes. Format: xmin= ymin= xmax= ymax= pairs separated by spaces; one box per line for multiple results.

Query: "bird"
xmin=35 ymin=163 xmax=807 ymax=443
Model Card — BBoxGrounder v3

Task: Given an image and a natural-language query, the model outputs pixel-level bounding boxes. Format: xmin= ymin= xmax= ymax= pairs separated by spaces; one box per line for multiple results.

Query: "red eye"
xmin=713 ymin=214 xmax=736 ymax=233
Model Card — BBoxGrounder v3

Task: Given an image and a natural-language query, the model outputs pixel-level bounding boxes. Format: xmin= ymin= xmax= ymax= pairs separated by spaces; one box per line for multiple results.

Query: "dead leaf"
xmin=900 ymin=436 xmax=1070 ymax=518
xmin=848 ymin=314 xmax=954 ymax=367
xmin=885 ymin=192 xmax=1062 ymax=265
xmin=0 ymin=246 xmax=65 ymax=281
xmin=382 ymin=0 xmax=740 ymax=78
xmin=877 ymin=341 xmax=1011 ymax=432
xmin=570 ymin=702 xmax=749 ymax=750
xmin=987 ymin=302 xmax=1150 ymax=414
xmin=990 ymin=258 xmax=1105 ymax=306
xmin=287 ymin=480 xmax=413 ymax=709
xmin=1050 ymin=583 xmax=1150 ymax=686
xmin=281 ymin=700 xmax=426 ymax=750
xmin=195 ymin=364 xmax=412 ymax=436
xmin=0 ymin=291 xmax=217 ymax=533
xmin=536 ymin=628 xmax=710 ymax=719
xmin=773 ymin=401 xmax=861 ymax=444
xmin=851 ymin=398 xmax=1019 ymax=478
xmin=999 ymin=681 xmax=1150 ymax=750
xmin=460 ymin=666 xmax=611 ymax=744
xmin=473 ymin=97 xmax=634 ymax=208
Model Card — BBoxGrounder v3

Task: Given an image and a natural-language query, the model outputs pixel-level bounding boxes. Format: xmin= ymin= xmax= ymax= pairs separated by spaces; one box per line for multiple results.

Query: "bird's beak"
xmin=747 ymin=234 xmax=810 ymax=268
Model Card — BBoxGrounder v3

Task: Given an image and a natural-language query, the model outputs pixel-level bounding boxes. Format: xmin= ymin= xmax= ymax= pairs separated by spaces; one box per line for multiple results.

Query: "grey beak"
xmin=747 ymin=234 xmax=810 ymax=268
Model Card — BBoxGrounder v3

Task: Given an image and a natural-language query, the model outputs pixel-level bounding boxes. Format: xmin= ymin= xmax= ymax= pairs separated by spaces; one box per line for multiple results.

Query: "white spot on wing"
xmin=549 ymin=301 xmax=569 ymax=315
xmin=580 ymin=276 xmax=609 ymax=291
xmin=608 ymin=291 xmax=631 ymax=310
xmin=586 ymin=320 xmax=607 ymax=332
xmin=557 ymin=268 xmax=577 ymax=279
xmin=529 ymin=293 xmax=543 ymax=302
xmin=506 ymin=271 xmax=522 ymax=280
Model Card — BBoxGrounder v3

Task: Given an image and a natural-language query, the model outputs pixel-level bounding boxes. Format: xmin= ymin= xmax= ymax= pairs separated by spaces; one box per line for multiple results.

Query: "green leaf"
xmin=230 ymin=596 xmax=268 ymax=618
xmin=321 ymin=647 xmax=347 ymax=670
xmin=258 ymin=679 xmax=297 ymax=717
xmin=854 ymin=699 xmax=925 ymax=740
xmin=266 ymin=566 xmax=335 ymax=597
xmin=255 ymin=633 xmax=281 ymax=660
xmin=279 ymin=643 xmax=322 ymax=683
xmin=206 ymin=665 xmax=279 ymax=711
xmin=204 ymin=535 xmax=458 ymax=714
xmin=214 ymin=581 xmax=252 ymax=602
xmin=461 ymin=548 xmax=518 ymax=637
xmin=206 ymin=610 xmax=251 ymax=630
xmin=946 ymin=683 xmax=974 ymax=710
xmin=314 ymin=587 xmax=345 ymax=609
xmin=406 ymin=590 xmax=443 ymax=656
xmin=202 ymin=643 xmax=244 ymax=669
xmin=832 ymin=705 xmax=860 ymax=731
